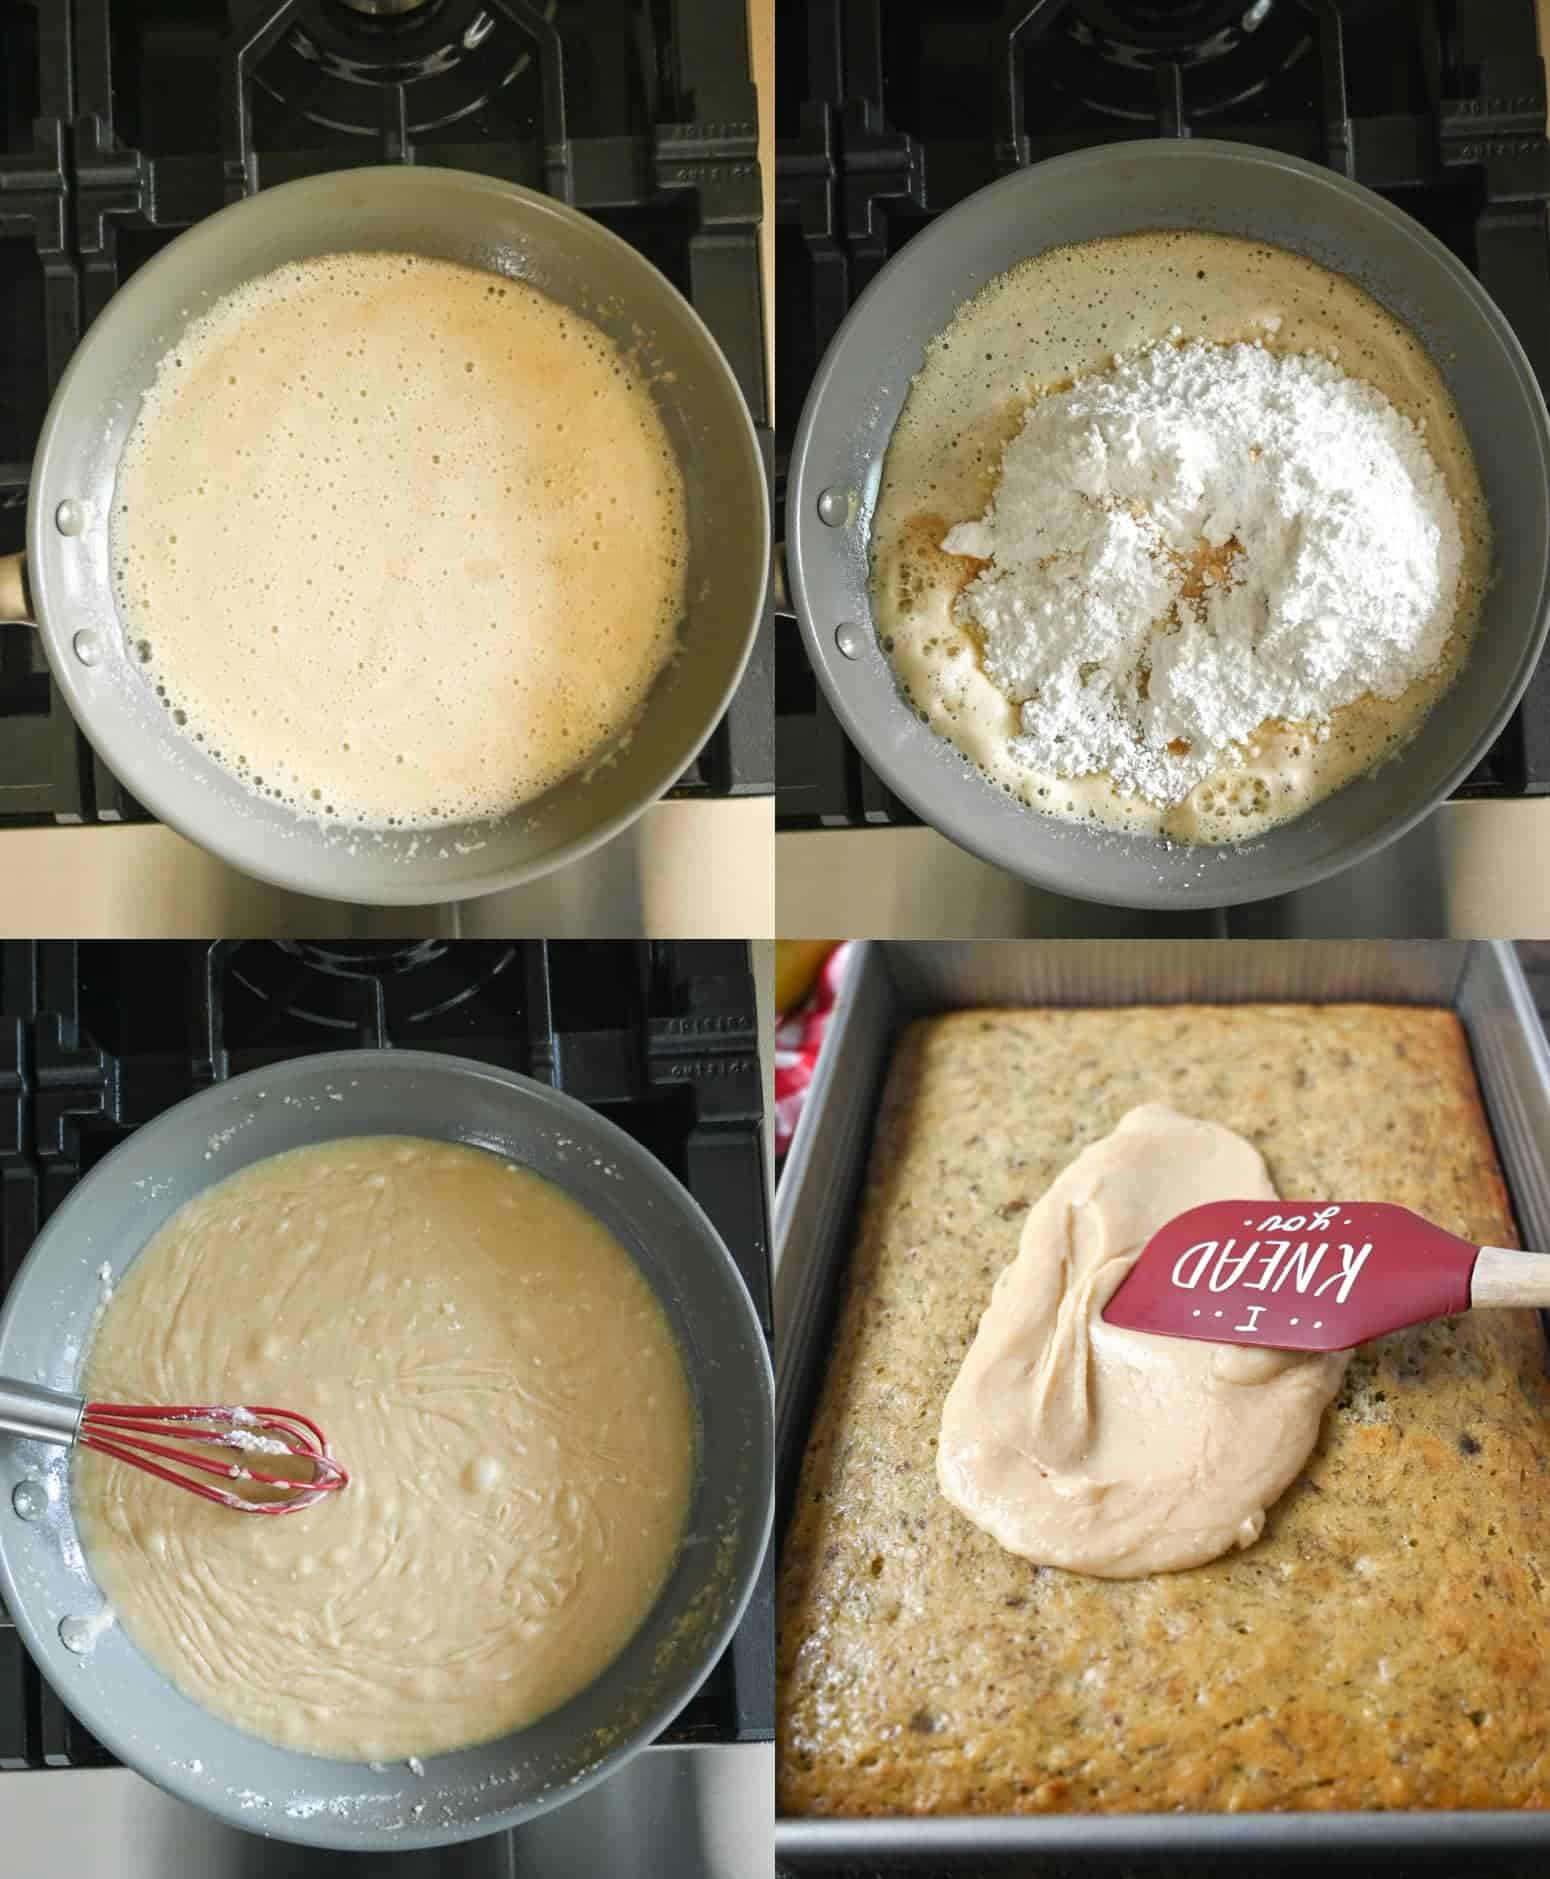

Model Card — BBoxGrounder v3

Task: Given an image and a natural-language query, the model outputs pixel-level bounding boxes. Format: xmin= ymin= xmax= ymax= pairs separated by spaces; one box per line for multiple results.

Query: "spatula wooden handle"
xmin=1470 ymin=1246 xmax=1550 ymax=1309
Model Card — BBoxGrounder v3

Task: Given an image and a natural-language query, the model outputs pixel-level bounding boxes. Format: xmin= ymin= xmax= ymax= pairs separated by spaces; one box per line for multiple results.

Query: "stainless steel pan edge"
xmin=773 ymin=946 xmax=896 ymax=1493
xmin=0 ymin=1049 xmax=774 ymax=1852
xmin=26 ymin=167 xmax=769 ymax=905
xmin=787 ymin=141 xmax=1550 ymax=912
xmin=775 ymin=940 xmax=1550 ymax=1869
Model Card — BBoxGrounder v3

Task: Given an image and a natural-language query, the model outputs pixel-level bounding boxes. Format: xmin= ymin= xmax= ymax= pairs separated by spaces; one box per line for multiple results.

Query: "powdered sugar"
xmin=943 ymin=337 xmax=1463 ymax=805
xmin=224 ymin=1426 xmax=292 ymax=1456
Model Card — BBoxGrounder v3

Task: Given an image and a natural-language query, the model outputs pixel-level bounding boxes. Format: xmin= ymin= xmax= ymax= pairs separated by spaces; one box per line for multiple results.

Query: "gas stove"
xmin=775 ymin=0 xmax=1550 ymax=829
xmin=0 ymin=937 xmax=773 ymax=1770
xmin=0 ymin=0 xmax=772 ymax=827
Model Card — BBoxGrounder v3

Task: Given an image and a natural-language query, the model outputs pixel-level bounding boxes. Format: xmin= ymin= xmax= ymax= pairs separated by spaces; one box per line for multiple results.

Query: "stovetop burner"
xmin=0 ymin=939 xmax=772 ymax=1770
xmin=280 ymin=939 xmax=469 ymax=974
xmin=235 ymin=939 xmax=521 ymax=1034
xmin=775 ymin=0 xmax=1550 ymax=832
xmin=1060 ymin=0 xmax=1312 ymax=120
xmin=1077 ymin=0 xmax=1270 ymax=52
xmin=259 ymin=0 xmax=550 ymax=140
xmin=334 ymin=0 xmax=438 ymax=17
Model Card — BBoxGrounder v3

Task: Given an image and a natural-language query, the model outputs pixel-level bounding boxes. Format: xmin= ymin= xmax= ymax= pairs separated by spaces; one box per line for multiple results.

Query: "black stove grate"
xmin=0 ymin=937 xmax=773 ymax=1769
xmin=775 ymin=0 xmax=1550 ymax=829
xmin=0 ymin=0 xmax=772 ymax=827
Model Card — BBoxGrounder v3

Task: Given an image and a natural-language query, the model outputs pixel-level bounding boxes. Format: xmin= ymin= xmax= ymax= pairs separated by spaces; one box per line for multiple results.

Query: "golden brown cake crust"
xmin=776 ymin=1004 xmax=1550 ymax=1817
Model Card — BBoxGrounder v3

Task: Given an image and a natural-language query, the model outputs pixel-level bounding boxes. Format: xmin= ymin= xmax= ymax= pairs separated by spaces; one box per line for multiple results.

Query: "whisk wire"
xmin=79 ymin=1401 xmax=348 ymax=1515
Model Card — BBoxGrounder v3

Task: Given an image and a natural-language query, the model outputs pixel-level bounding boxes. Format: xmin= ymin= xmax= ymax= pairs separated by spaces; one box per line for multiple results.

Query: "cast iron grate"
xmin=0 ymin=938 xmax=772 ymax=1769
xmin=0 ymin=0 xmax=771 ymax=826
xmin=775 ymin=0 xmax=1550 ymax=829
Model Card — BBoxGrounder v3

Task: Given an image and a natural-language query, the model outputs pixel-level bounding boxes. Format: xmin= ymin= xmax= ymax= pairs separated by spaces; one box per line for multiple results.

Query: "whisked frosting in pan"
xmin=75 ymin=1136 xmax=695 ymax=1758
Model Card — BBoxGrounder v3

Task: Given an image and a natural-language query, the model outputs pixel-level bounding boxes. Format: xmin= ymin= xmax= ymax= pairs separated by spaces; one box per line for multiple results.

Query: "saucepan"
xmin=0 ymin=1050 xmax=773 ymax=1851
xmin=0 ymin=167 xmax=768 ymax=904
xmin=786 ymin=139 xmax=1550 ymax=910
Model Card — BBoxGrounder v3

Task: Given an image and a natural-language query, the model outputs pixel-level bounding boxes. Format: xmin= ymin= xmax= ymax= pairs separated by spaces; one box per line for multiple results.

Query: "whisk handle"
xmin=0 ymin=1380 xmax=85 ymax=1447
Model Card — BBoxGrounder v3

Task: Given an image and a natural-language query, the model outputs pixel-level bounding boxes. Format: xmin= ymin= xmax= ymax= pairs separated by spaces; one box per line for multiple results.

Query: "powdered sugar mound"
xmin=943 ymin=339 xmax=1463 ymax=804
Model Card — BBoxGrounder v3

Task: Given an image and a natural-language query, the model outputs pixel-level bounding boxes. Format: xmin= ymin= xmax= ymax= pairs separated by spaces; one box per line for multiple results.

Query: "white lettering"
xmin=1170 ymin=1240 xmax=1219 ymax=1290
xmin=1207 ymin=1239 xmax=1257 ymax=1292
xmin=1234 ymin=1304 xmax=1268 ymax=1333
xmin=1271 ymin=1241 xmax=1329 ymax=1295
xmin=1312 ymin=1241 xmax=1374 ymax=1304
xmin=1243 ymin=1240 xmax=1292 ymax=1291
xmin=1307 ymin=1205 xmax=1340 ymax=1235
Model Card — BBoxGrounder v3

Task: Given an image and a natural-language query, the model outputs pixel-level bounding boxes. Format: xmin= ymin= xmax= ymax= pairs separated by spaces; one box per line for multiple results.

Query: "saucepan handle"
xmin=0 ymin=552 xmax=34 ymax=628
xmin=773 ymin=541 xmax=794 ymax=622
xmin=0 ymin=1378 xmax=85 ymax=1446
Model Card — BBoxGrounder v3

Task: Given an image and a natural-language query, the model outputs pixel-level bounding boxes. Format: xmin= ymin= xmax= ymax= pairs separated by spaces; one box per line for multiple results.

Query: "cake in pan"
xmin=776 ymin=1005 xmax=1550 ymax=1814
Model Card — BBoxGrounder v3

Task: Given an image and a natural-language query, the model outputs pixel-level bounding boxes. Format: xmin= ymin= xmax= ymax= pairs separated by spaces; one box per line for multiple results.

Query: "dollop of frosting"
xmin=937 ymin=1104 xmax=1349 ymax=1577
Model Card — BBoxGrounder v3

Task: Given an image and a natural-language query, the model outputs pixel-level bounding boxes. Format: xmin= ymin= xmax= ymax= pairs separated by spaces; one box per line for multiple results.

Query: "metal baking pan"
xmin=775 ymin=941 xmax=1550 ymax=1876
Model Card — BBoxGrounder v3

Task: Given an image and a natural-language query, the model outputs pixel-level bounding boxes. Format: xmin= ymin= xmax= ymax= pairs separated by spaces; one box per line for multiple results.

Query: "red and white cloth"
xmin=775 ymin=942 xmax=854 ymax=1158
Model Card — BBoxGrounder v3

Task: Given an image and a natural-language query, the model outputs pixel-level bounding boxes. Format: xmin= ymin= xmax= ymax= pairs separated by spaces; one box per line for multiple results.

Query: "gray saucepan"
xmin=0 ymin=167 xmax=768 ymax=905
xmin=0 ymin=1050 xmax=773 ymax=1852
xmin=787 ymin=138 xmax=1550 ymax=910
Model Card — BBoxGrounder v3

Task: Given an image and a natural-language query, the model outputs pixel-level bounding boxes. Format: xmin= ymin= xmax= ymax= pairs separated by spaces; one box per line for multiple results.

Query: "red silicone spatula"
xmin=1101 ymin=1201 xmax=1546 ymax=1353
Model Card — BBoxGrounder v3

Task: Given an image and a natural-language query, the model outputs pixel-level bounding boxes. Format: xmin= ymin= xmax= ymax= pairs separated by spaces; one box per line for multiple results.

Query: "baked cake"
xmin=777 ymin=1005 xmax=1548 ymax=1814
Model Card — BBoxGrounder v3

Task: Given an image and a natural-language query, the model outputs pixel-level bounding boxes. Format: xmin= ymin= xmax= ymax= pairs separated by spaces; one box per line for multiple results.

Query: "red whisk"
xmin=0 ymin=1382 xmax=348 ymax=1515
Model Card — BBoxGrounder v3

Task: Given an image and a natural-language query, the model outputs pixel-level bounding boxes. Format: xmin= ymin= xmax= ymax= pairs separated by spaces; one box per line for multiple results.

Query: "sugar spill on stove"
xmin=942 ymin=336 xmax=1463 ymax=805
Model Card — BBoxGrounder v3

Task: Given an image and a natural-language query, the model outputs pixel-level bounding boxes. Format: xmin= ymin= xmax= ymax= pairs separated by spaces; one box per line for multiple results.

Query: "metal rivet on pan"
xmin=55 ymin=500 xmax=86 ymax=536
xmin=835 ymin=622 xmax=866 ymax=660
xmin=10 ymin=1481 xmax=46 ymax=1521
xmin=72 ymin=630 xmax=102 ymax=666
xmin=817 ymin=487 xmax=849 ymax=527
